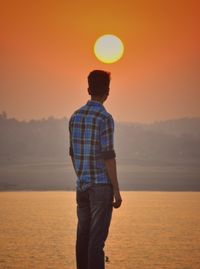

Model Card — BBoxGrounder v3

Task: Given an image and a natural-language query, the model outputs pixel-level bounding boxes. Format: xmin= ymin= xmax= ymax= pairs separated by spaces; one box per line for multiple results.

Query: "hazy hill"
xmin=140 ymin=117 xmax=200 ymax=137
xmin=0 ymin=112 xmax=200 ymax=191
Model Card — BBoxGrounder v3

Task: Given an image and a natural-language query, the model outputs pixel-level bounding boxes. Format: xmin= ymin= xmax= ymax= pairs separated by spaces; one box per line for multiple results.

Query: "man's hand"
xmin=104 ymin=158 xmax=122 ymax=209
xmin=113 ymin=190 xmax=122 ymax=209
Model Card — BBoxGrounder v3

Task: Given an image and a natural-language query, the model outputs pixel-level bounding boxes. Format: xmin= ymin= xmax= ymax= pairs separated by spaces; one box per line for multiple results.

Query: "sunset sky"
xmin=1 ymin=0 xmax=199 ymax=123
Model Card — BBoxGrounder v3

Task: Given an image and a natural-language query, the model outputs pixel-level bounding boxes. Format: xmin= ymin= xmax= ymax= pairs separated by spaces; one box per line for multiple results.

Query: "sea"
xmin=0 ymin=191 xmax=200 ymax=269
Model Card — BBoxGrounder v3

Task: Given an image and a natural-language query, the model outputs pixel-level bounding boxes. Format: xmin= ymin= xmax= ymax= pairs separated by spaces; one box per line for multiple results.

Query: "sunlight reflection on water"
xmin=0 ymin=191 xmax=200 ymax=269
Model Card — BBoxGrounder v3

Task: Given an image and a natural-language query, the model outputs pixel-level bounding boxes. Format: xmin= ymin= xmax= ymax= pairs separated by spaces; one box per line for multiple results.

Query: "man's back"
xmin=69 ymin=100 xmax=115 ymax=188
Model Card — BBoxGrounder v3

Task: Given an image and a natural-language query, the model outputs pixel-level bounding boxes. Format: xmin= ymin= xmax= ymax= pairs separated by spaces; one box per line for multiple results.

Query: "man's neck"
xmin=91 ymin=97 xmax=104 ymax=104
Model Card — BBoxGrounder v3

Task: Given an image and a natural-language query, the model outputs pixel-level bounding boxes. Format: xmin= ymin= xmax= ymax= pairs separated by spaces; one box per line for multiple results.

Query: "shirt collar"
xmin=87 ymin=100 xmax=104 ymax=108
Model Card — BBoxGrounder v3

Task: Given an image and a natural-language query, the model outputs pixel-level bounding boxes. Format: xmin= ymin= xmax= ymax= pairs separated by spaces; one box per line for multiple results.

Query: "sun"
xmin=94 ymin=34 xmax=124 ymax=64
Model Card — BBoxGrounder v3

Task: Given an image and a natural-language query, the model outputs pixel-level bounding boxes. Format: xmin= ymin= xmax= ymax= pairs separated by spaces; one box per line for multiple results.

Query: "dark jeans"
xmin=76 ymin=184 xmax=113 ymax=269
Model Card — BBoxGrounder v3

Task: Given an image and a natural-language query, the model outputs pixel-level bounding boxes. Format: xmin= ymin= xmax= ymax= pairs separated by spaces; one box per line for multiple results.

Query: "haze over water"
xmin=0 ymin=191 xmax=200 ymax=269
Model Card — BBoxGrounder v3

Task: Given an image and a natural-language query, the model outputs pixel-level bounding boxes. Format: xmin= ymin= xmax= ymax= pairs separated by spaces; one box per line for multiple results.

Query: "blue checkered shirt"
xmin=69 ymin=100 xmax=116 ymax=190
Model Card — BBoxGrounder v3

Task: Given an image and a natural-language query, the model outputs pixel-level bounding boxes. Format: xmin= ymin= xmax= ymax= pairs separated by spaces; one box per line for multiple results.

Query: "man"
xmin=69 ymin=70 xmax=122 ymax=269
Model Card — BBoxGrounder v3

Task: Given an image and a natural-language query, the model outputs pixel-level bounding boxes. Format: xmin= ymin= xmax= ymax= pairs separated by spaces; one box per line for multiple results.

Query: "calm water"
xmin=0 ymin=191 xmax=200 ymax=269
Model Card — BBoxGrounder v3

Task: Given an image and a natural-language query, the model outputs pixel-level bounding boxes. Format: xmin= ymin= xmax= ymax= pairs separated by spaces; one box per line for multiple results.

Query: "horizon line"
xmin=1 ymin=111 xmax=200 ymax=125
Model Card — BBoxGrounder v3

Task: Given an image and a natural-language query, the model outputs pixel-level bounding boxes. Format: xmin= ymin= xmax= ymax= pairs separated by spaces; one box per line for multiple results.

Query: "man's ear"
xmin=88 ymin=88 xmax=92 ymax=95
xmin=105 ymin=88 xmax=109 ymax=96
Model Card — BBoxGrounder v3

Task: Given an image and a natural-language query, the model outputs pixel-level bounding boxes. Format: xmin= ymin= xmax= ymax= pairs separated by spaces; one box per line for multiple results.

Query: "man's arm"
xmin=69 ymin=117 xmax=76 ymax=174
xmin=100 ymin=115 xmax=122 ymax=208
xmin=104 ymin=158 xmax=122 ymax=209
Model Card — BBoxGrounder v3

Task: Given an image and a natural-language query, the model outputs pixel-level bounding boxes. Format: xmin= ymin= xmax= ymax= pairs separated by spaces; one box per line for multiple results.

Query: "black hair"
xmin=88 ymin=70 xmax=110 ymax=97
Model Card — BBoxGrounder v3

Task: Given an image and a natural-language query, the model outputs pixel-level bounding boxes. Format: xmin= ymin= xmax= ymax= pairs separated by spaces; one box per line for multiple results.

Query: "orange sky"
xmin=0 ymin=0 xmax=199 ymax=123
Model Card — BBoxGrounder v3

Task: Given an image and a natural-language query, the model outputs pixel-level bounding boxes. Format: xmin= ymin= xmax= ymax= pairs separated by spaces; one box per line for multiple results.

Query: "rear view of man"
xmin=69 ymin=70 xmax=122 ymax=269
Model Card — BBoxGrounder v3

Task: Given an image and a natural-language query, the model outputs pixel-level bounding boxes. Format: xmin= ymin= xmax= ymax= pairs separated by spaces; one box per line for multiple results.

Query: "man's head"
xmin=88 ymin=70 xmax=111 ymax=102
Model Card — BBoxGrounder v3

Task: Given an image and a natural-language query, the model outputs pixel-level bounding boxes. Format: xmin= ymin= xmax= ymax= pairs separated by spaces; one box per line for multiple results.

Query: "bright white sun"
xmin=94 ymin=34 xmax=124 ymax=64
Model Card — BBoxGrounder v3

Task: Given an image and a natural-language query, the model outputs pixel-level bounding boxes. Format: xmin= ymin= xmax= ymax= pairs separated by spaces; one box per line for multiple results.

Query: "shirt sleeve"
xmin=100 ymin=115 xmax=116 ymax=160
xmin=69 ymin=117 xmax=73 ymax=157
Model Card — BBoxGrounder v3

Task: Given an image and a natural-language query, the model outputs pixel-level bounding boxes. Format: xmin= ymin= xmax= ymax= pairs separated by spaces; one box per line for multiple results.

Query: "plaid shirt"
xmin=69 ymin=100 xmax=116 ymax=189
